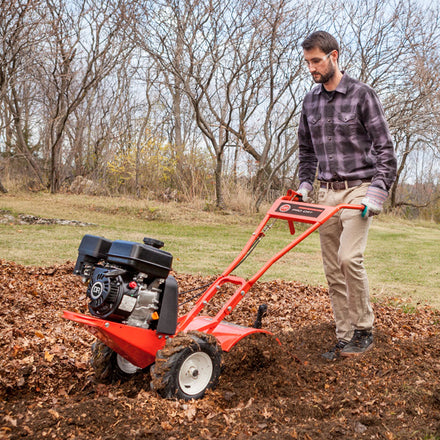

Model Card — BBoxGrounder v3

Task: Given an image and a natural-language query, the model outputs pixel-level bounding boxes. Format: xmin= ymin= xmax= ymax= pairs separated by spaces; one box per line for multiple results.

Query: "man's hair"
xmin=301 ymin=31 xmax=340 ymax=56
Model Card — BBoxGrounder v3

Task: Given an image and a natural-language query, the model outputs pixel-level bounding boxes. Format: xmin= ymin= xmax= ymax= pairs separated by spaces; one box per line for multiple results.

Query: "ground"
xmin=1 ymin=260 xmax=440 ymax=440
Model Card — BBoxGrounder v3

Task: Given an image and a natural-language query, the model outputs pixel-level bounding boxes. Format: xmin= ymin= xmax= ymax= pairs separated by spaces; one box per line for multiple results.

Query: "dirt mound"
xmin=1 ymin=260 xmax=440 ymax=439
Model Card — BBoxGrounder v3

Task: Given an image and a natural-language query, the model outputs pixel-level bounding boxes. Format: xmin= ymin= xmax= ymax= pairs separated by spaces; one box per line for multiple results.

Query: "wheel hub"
xmin=116 ymin=354 xmax=141 ymax=375
xmin=178 ymin=352 xmax=213 ymax=396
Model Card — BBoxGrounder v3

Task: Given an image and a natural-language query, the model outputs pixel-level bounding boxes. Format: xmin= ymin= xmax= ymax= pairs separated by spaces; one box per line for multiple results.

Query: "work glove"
xmin=361 ymin=186 xmax=388 ymax=218
xmin=297 ymin=183 xmax=312 ymax=202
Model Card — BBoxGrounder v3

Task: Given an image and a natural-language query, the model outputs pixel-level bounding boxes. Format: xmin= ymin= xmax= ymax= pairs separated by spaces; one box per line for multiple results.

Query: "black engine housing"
xmin=74 ymin=234 xmax=172 ymax=278
xmin=73 ymin=235 xmax=178 ymax=334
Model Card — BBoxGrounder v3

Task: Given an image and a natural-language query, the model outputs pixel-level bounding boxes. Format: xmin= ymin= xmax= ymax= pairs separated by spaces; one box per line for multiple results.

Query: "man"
xmin=297 ymin=31 xmax=397 ymax=359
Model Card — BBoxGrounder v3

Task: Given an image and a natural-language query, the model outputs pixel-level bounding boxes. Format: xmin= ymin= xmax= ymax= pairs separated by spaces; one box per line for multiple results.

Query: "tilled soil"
xmin=1 ymin=260 xmax=440 ymax=439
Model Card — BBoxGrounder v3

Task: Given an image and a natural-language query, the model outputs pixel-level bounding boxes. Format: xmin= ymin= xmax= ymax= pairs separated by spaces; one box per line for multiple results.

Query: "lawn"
xmin=1 ymin=191 xmax=439 ymax=308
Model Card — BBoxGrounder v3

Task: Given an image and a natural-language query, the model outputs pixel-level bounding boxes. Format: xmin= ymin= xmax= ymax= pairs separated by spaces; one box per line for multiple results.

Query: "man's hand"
xmin=297 ymin=187 xmax=310 ymax=202
xmin=361 ymin=186 xmax=388 ymax=217
xmin=297 ymin=182 xmax=313 ymax=202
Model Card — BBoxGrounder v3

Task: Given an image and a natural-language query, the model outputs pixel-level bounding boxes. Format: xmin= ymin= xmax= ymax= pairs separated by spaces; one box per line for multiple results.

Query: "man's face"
xmin=303 ymin=48 xmax=336 ymax=84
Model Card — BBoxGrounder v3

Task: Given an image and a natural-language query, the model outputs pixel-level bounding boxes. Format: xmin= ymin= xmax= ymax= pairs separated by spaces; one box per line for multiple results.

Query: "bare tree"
xmin=1 ymin=0 xmax=439 ymax=217
xmin=134 ymin=0 xmax=226 ymax=206
xmin=222 ymin=0 xmax=324 ymax=209
xmin=386 ymin=2 xmax=440 ymax=209
xmin=136 ymin=0 xmax=329 ymax=208
xmin=0 ymin=0 xmax=46 ymax=188
xmin=64 ymin=69 xmax=133 ymax=183
xmin=333 ymin=0 xmax=440 ymax=210
xmin=37 ymin=0 xmax=135 ymax=193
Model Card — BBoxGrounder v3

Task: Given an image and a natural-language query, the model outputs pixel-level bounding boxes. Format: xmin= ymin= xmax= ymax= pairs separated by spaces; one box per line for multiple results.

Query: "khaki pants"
xmin=318 ymin=183 xmax=374 ymax=342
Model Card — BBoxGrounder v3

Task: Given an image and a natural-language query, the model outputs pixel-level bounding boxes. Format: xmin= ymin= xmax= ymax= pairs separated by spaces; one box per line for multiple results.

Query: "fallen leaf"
xmin=48 ymin=409 xmax=59 ymax=419
xmin=3 ymin=415 xmax=17 ymax=427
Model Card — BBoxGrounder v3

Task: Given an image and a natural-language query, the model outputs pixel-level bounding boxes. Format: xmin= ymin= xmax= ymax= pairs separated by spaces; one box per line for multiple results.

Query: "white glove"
xmin=297 ymin=187 xmax=310 ymax=202
xmin=361 ymin=186 xmax=388 ymax=217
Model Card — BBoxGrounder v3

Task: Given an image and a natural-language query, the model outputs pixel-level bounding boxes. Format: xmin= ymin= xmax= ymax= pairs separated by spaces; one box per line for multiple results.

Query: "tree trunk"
xmin=135 ymin=116 xmax=150 ymax=198
xmin=214 ymin=152 xmax=224 ymax=209
xmin=7 ymin=91 xmax=46 ymax=187
xmin=390 ymin=137 xmax=411 ymax=209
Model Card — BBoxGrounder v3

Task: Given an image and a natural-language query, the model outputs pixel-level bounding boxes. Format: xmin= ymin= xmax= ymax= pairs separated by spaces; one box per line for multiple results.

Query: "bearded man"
xmin=297 ymin=31 xmax=397 ymax=359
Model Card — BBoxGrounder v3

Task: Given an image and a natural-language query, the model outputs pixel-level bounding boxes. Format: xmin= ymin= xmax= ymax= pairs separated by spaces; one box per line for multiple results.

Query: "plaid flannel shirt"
xmin=298 ymin=73 xmax=397 ymax=192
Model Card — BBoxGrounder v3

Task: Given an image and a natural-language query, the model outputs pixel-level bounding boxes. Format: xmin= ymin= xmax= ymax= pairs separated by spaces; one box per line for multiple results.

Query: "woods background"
xmin=1 ymin=0 xmax=439 ymax=218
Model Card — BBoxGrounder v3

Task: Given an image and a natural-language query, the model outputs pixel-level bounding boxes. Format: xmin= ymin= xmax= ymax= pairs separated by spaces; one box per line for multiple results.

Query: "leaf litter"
xmin=1 ymin=260 xmax=440 ymax=439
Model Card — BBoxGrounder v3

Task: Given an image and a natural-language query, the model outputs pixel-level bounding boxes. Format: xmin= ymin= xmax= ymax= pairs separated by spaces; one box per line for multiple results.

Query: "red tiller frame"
xmin=177 ymin=190 xmax=364 ymax=349
xmin=63 ymin=190 xmax=364 ymax=367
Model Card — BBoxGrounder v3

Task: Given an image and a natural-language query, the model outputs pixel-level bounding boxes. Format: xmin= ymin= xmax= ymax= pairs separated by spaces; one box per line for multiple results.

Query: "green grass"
xmin=1 ymin=191 xmax=440 ymax=308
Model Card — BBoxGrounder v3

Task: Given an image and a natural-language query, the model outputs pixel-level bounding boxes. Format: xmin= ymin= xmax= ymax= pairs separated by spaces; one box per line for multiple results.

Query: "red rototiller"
xmin=63 ymin=190 xmax=363 ymax=400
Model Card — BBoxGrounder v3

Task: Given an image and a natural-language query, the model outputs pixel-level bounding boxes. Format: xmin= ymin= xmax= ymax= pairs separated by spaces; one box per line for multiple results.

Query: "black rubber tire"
xmin=150 ymin=331 xmax=222 ymax=400
xmin=90 ymin=340 xmax=141 ymax=383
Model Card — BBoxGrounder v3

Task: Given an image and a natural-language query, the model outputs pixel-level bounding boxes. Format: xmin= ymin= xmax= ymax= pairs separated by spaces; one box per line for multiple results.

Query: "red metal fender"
xmin=62 ymin=311 xmax=166 ymax=369
xmin=182 ymin=315 xmax=281 ymax=352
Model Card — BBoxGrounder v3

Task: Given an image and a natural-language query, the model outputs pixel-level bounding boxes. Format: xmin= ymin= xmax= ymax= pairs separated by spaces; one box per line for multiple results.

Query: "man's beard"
xmin=312 ymin=63 xmax=336 ymax=84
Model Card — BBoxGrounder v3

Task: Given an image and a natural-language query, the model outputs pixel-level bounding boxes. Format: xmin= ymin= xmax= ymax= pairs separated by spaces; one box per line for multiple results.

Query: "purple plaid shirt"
xmin=298 ymin=73 xmax=396 ymax=191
